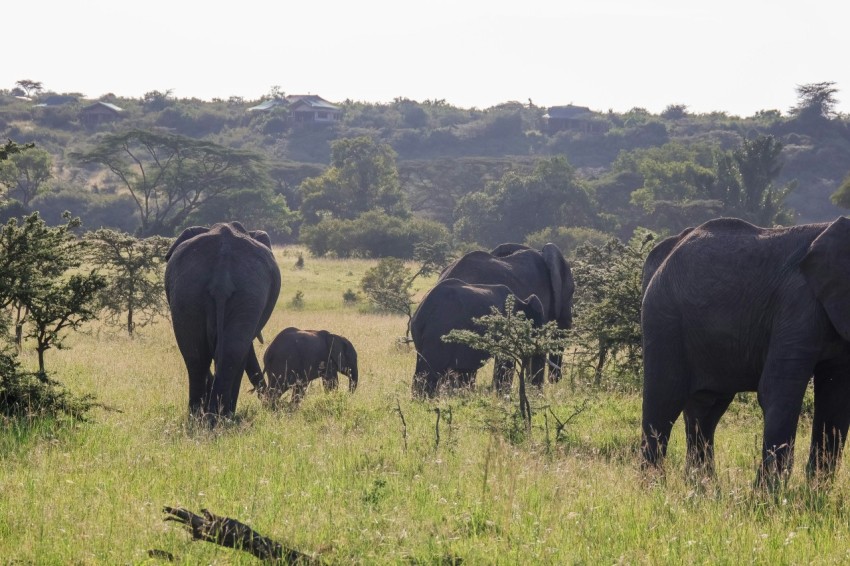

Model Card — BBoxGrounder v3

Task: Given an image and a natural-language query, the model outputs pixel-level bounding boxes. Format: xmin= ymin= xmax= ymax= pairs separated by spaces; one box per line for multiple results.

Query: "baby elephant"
xmin=262 ymin=328 xmax=358 ymax=403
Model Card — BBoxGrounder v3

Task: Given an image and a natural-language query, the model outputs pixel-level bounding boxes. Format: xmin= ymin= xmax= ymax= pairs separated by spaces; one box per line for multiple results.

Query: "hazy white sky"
xmin=5 ymin=0 xmax=848 ymax=116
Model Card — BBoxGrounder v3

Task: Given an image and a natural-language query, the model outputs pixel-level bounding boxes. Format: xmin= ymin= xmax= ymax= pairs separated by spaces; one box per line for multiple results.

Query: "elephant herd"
xmin=165 ymin=217 xmax=850 ymax=485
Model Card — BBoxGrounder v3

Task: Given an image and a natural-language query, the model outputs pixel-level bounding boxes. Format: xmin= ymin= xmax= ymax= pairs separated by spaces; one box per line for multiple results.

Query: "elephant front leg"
xmin=493 ymin=357 xmax=514 ymax=394
xmin=322 ymin=369 xmax=340 ymax=391
xmin=756 ymin=355 xmax=815 ymax=487
xmin=807 ymin=359 xmax=850 ymax=479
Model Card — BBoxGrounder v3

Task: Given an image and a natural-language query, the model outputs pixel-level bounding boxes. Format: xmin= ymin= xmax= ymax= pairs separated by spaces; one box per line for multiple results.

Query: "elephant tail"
xmin=207 ymin=241 xmax=237 ymax=366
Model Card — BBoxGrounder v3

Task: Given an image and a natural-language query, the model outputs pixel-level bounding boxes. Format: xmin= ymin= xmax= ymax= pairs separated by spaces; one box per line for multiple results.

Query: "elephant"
xmin=165 ymin=222 xmax=281 ymax=420
xmin=437 ymin=242 xmax=574 ymax=390
xmin=411 ymin=278 xmax=545 ymax=397
xmin=262 ymin=327 xmax=358 ymax=403
xmin=641 ymin=216 xmax=850 ymax=484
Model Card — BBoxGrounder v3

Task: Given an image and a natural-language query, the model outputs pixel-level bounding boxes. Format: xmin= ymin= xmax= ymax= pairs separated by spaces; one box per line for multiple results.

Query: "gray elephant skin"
xmin=165 ymin=222 xmax=281 ymax=419
xmin=438 ymin=242 xmax=574 ymax=388
xmin=411 ymin=278 xmax=545 ymax=397
xmin=641 ymin=217 xmax=850 ymax=483
xmin=262 ymin=327 xmax=358 ymax=403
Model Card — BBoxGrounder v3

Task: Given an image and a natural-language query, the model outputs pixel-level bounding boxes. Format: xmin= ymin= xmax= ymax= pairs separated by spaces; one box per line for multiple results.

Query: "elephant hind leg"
xmin=186 ymin=362 xmax=213 ymax=416
xmin=548 ymin=352 xmax=564 ymax=383
xmin=641 ymin=322 xmax=690 ymax=470
xmin=683 ymin=392 xmax=734 ymax=476
xmin=807 ymin=359 xmax=850 ymax=479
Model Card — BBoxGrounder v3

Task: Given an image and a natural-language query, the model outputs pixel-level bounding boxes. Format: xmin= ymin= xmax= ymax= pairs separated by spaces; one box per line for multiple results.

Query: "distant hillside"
xmin=1 ymin=89 xmax=849 ymax=236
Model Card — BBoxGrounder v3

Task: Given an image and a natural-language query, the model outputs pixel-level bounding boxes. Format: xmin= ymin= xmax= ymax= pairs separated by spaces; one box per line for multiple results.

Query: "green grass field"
xmin=3 ymin=248 xmax=850 ymax=564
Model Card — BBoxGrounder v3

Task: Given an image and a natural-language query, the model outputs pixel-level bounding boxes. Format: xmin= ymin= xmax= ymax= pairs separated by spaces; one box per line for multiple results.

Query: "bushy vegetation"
xmin=2 ymin=81 xmax=850 ymax=253
xmin=0 ymin=212 xmax=104 ymax=419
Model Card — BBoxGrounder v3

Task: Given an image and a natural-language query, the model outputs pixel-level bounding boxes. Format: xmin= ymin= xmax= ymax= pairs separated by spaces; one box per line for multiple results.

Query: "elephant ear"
xmin=518 ymin=294 xmax=545 ymax=327
xmin=541 ymin=243 xmax=574 ymax=328
xmin=165 ymin=226 xmax=209 ymax=261
xmin=249 ymin=230 xmax=273 ymax=251
xmin=641 ymin=227 xmax=693 ymax=293
xmin=802 ymin=217 xmax=850 ymax=341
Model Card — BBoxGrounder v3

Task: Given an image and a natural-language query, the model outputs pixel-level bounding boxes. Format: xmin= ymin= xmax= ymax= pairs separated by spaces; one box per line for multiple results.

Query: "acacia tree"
xmin=70 ymin=129 xmax=279 ymax=236
xmin=0 ymin=146 xmax=53 ymax=206
xmin=85 ymin=229 xmax=171 ymax=337
xmin=444 ymin=297 xmax=570 ymax=430
xmin=0 ymin=212 xmax=104 ymax=374
xmin=0 ymin=140 xmax=34 ymax=161
xmin=27 ymin=272 xmax=106 ymax=374
xmin=790 ymin=81 xmax=839 ymax=121
xmin=14 ymin=79 xmax=43 ymax=98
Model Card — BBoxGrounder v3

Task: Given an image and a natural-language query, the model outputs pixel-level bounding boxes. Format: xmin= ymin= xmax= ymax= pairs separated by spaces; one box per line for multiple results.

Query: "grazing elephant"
xmin=411 ymin=278 xmax=545 ymax=397
xmin=438 ymin=242 xmax=574 ymax=389
xmin=641 ymin=217 xmax=850 ymax=484
xmin=165 ymin=222 xmax=281 ymax=420
xmin=262 ymin=328 xmax=358 ymax=403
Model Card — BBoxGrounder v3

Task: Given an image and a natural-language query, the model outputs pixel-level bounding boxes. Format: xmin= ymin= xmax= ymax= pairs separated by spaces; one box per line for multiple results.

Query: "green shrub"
xmin=300 ymin=210 xmax=450 ymax=259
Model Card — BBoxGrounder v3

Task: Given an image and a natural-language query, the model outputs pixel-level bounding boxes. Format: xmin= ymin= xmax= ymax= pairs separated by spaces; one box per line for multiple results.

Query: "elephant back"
xmin=439 ymin=245 xmax=574 ymax=329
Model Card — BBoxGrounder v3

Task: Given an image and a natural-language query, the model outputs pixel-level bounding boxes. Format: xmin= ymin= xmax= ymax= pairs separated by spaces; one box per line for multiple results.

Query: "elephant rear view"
xmin=165 ymin=222 xmax=281 ymax=420
xmin=262 ymin=328 xmax=358 ymax=404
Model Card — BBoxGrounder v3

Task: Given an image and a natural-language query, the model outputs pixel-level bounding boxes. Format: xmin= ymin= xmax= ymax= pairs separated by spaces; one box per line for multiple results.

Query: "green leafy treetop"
xmin=299 ymin=136 xmax=407 ymax=224
xmin=70 ymin=129 xmax=286 ymax=237
xmin=85 ymin=229 xmax=172 ymax=337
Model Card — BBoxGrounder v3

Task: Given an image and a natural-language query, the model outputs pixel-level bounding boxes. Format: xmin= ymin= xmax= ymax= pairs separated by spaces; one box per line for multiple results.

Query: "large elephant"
xmin=438 ymin=242 xmax=574 ymax=389
xmin=641 ymin=217 xmax=850 ymax=484
xmin=411 ymin=278 xmax=545 ymax=397
xmin=165 ymin=222 xmax=281 ymax=420
xmin=262 ymin=327 xmax=358 ymax=403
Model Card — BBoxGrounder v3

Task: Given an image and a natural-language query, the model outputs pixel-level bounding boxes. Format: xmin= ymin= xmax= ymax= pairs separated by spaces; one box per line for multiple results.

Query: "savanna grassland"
xmin=2 ymin=248 xmax=850 ymax=565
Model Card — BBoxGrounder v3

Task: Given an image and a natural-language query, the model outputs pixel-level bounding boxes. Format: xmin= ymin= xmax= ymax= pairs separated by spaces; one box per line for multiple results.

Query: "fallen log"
xmin=163 ymin=506 xmax=317 ymax=564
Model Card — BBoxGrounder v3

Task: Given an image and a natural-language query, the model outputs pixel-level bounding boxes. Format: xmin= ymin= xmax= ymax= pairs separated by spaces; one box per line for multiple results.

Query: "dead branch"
xmin=163 ymin=506 xmax=318 ymax=564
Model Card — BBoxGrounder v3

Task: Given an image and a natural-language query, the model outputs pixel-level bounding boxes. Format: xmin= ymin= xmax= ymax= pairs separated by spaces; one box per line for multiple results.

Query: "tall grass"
xmin=2 ymin=250 xmax=849 ymax=563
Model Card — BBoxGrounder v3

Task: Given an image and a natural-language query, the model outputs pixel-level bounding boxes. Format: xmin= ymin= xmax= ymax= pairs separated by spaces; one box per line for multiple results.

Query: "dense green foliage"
xmin=3 ymin=82 xmax=850 ymax=253
xmin=70 ymin=129 xmax=289 ymax=237
xmin=0 ymin=212 xmax=103 ymax=418
xmin=570 ymin=232 xmax=655 ymax=386
xmin=0 ymin=146 xmax=52 ymax=206
xmin=85 ymin=229 xmax=171 ymax=337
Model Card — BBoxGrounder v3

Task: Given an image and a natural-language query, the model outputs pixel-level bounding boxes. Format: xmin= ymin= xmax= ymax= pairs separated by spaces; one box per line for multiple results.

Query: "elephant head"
xmin=541 ymin=243 xmax=574 ymax=329
xmin=322 ymin=330 xmax=359 ymax=392
xmin=801 ymin=216 xmax=850 ymax=341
